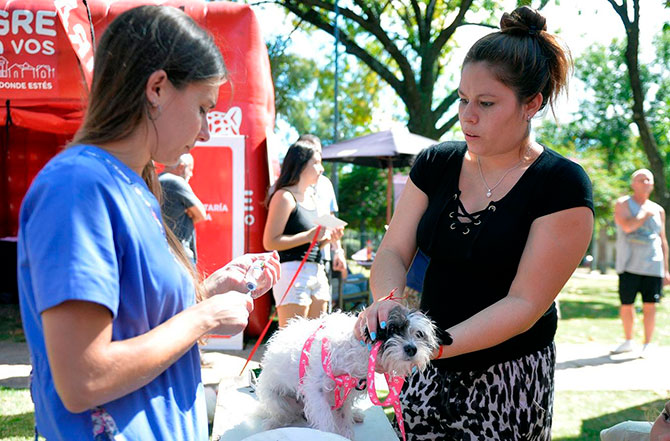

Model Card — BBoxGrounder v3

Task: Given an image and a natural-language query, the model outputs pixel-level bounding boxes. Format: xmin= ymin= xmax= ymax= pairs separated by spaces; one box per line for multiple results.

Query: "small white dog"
xmin=255 ymin=305 xmax=439 ymax=439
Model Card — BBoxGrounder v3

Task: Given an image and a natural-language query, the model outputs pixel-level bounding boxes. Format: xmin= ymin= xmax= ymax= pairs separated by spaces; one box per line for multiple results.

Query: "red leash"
xmin=238 ymin=226 xmax=322 ymax=376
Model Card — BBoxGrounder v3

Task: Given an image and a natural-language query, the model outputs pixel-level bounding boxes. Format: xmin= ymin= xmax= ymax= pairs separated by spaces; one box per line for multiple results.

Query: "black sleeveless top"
xmin=412 ymin=141 xmax=593 ymax=371
xmin=277 ymin=191 xmax=322 ymax=264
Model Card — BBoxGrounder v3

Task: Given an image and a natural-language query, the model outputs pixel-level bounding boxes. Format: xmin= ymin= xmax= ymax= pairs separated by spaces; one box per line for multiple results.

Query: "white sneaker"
xmin=610 ymin=340 xmax=634 ymax=354
xmin=640 ymin=343 xmax=654 ymax=359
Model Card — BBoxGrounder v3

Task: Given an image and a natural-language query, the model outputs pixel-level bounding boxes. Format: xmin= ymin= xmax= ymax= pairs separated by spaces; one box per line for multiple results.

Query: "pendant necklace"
xmin=476 ymin=145 xmax=530 ymax=198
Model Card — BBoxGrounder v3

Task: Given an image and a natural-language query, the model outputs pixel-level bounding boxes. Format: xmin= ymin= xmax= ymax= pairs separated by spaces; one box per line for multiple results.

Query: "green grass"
xmin=0 ymin=387 xmax=34 ymax=441
xmin=556 ymin=272 xmax=670 ymax=344
xmin=553 ymin=390 xmax=666 ymax=440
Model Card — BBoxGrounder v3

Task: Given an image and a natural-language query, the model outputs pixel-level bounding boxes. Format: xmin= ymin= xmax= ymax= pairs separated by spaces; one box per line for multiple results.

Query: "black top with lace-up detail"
xmin=411 ymin=141 xmax=593 ymax=371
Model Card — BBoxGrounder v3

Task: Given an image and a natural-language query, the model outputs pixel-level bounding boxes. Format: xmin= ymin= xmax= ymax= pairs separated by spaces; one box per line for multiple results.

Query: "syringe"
xmin=245 ymin=260 xmax=266 ymax=294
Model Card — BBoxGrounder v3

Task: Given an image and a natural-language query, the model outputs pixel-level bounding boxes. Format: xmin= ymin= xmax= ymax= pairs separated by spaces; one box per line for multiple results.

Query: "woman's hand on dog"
xmin=354 ymin=298 xmax=399 ymax=342
xmin=203 ymin=251 xmax=281 ymax=299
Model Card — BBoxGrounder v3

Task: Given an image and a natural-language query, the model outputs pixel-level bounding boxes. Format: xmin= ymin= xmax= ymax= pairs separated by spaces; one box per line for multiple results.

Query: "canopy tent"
xmin=321 ymin=127 xmax=438 ymax=224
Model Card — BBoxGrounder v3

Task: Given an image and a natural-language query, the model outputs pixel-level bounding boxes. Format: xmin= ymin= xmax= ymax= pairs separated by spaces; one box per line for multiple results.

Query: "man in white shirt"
xmin=297 ymin=135 xmax=347 ymax=287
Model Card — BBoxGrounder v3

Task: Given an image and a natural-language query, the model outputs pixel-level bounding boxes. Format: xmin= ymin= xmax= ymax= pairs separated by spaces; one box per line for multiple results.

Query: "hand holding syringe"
xmin=202 ymin=251 xmax=280 ymax=300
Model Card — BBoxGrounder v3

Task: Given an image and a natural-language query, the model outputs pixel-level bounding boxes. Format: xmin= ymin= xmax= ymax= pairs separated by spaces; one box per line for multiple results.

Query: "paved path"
xmin=0 ymin=340 xmax=31 ymax=389
xmin=555 ymin=343 xmax=670 ymax=391
xmin=2 ymin=340 xmax=669 ymax=391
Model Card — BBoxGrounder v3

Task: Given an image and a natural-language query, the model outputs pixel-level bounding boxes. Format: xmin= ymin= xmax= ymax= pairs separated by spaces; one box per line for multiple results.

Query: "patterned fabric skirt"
xmin=394 ymin=343 xmax=555 ymax=441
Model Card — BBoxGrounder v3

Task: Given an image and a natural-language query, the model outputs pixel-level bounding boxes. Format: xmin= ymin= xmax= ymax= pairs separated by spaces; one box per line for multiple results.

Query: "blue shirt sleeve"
xmin=22 ymin=157 xmax=120 ymax=317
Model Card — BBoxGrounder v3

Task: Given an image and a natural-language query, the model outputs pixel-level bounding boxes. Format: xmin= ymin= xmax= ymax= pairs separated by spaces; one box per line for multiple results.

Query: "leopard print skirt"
xmin=394 ymin=343 xmax=555 ymax=441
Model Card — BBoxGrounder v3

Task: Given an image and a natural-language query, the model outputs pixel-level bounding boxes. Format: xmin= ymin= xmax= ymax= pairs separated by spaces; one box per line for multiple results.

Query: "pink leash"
xmin=368 ymin=341 xmax=407 ymax=441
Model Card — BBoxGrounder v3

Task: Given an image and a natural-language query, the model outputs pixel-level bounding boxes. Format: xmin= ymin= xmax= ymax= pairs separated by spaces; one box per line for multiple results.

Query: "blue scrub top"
xmin=18 ymin=145 xmax=207 ymax=440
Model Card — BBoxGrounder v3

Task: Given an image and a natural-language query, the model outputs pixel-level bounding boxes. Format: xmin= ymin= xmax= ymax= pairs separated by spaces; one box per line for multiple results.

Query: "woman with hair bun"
xmin=355 ymin=6 xmax=593 ymax=440
xmin=17 ymin=5 xmax=279 ymax=440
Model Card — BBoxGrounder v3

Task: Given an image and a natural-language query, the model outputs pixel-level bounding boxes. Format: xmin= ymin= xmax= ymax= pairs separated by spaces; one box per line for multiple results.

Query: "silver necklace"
xmin=476 ymin=147 xmax=529 ymax=198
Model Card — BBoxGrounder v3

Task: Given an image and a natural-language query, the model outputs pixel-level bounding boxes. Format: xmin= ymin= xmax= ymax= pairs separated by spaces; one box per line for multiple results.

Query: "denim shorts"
xmin=272 ymin=261 xmax=330 ymax=306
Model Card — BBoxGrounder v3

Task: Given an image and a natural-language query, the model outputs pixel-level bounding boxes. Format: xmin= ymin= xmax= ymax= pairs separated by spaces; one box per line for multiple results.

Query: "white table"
xmin=211 ymin=373 xmax=399 ymax=441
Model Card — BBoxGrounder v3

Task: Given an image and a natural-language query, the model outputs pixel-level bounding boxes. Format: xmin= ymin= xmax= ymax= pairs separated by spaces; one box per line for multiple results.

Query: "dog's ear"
xmin=376 ymin=305 xmax=411 ymax=342
xmin=437 ymin=328 xmax=453 ymax=345
xmin=362 ymin=325 xmax=389 ymax=342
xmin=375 ymin=325 xmax=389 ymax=342
xmin=362 ymin=320 xmax=391 ymax=342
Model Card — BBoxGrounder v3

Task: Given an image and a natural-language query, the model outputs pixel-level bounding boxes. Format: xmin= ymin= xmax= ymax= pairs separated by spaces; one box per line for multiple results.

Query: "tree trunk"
xmin=276 ymin=0 xmax=470 ymax=138
xmin=596 ymin=223 xmax=609 ymax=274
xmin=609 ymin=0 xmax=670 ymax=233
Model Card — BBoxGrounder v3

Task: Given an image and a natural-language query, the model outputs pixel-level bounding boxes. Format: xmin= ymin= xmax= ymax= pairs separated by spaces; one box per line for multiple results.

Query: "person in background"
xmin=354 ymin=6 xmax=593 ymax=440
xmin=612 ymin=168 xmax=669 ymax=356
xmin=263 ymin=141 xmax=334 ymax=327
xmin=16 ymin=6 xmax=280 ymax=440
xmin=160 ymin=153 xmax=207 ymax=264
xmin=297 ymin=134 xmax=347 ymax=287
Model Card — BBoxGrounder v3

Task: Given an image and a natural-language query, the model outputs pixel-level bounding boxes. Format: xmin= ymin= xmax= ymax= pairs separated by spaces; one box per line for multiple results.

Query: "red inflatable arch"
xmin=0 ymin=0 xmax=276 ymax=336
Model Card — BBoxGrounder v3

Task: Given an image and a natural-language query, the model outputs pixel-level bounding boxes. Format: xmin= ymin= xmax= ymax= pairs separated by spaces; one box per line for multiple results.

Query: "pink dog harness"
xmin=298 ymin=325 xmax=407 ymax=441
xmin=299 ymin=324 xmax=366 ymax=410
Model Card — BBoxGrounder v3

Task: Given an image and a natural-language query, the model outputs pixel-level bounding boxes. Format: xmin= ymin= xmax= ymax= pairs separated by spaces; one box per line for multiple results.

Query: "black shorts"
xmin=618 ymin=272 xmax=663 ymax=304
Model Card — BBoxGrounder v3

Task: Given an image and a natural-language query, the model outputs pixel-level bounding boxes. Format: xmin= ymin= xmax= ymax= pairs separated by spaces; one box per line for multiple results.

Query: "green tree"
xmin=270 ymin=1 xmax=555 ymax=138
xmin=268 ymin=35 xmax=382 ymax=144
xmin=606 ymin=0 xmax=670 ymax=226
xmin=535 ymin=13 xmax=670 ymax=271
xmin=268 ymin=36 xmax=320 ymax=137
xmin=337 ymin=165 xmax=388 ymax=231
xmin=271 ymin=0 xmax=504 ymax=139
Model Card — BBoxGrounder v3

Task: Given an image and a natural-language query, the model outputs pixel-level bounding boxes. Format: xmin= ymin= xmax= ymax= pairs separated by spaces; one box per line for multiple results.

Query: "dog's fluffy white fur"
xmin=256 ymin=306 xmax=438 ymax=439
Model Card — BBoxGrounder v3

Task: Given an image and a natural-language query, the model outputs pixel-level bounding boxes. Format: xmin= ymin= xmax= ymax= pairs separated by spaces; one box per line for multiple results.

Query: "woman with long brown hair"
xmin=17 ymin=6 xmax=279 ymax=440
xmin=263 ymin=140 xmax=335 ymax=328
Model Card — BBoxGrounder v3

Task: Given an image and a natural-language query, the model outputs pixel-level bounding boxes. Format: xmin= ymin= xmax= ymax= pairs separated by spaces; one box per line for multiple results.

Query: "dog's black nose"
xmin=404 ymin=344 xmax=417 ymax=357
